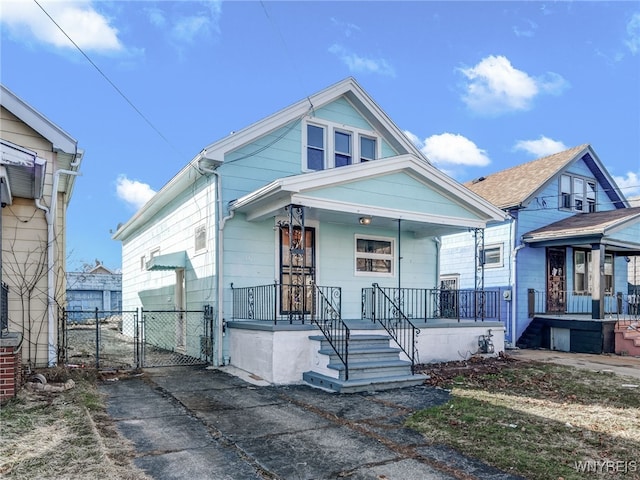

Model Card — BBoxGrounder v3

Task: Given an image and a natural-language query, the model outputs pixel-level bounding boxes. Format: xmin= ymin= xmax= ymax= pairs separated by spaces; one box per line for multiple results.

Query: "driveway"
xmin=100 ymin=366 xmax=523 ymax=480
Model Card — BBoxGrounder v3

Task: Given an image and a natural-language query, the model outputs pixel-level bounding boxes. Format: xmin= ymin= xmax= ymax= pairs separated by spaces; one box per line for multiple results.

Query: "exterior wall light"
xmin=359 ymin=216 xmax=372 ymax=225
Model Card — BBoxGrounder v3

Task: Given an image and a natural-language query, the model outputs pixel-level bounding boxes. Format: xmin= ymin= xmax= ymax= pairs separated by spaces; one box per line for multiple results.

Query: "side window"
xmin=481 ymin=244 xmax=503 ymax=268
xmin=194 ymin=225 xmax=206 ymax=252
xmin=307 ymin=124 xmax=325 ymax=171
xmin=560 ymin=175 xmax=572 ymax=209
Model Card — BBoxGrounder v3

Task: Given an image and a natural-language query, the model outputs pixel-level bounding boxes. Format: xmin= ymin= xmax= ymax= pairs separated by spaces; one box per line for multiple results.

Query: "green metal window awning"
xmin=146 ymin=251 xmax=186 ymax=271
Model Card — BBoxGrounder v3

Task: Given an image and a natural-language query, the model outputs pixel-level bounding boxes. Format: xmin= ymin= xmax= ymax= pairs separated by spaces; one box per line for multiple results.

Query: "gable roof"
xmin=523 ymin=206 xmax=640 ymax=251
xmin=465 ymin=144 xmax=628 ymax=210
xmin=232 ymin=154 xmax=508 ymax=233
xmin=115 ymin=78 xmax=437 ymax=240
xmin=199 ymin=77 xmax=427 ymax=165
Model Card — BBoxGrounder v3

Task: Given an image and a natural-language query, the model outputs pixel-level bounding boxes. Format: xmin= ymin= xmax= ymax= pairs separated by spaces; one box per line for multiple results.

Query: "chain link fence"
xmin=59 ymin=306 xmax=213 ymax=370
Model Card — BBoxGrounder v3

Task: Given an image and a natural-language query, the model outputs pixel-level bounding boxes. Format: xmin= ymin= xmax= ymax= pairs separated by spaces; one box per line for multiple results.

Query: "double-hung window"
xmin=334 ymin=131 xmax=352 ymax=167
xmin=360 ymin=136 xmax=376 ymax=162
xmin=306 ymin=124 xmax=325 ymax=171
xmin=355 ymin=235 xmax=394 ymax=276
xmin=573 ymin=250 xmax=614 ymax=294
xmin=560 ymin=174 xmax=597 ymax=212
xmin=304 ymin=120 xmax=378 ymax=171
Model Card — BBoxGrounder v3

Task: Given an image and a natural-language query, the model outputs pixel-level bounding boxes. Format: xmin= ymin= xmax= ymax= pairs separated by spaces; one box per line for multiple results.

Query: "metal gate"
xmin=59 ymin=306 xmax=214 ymax=369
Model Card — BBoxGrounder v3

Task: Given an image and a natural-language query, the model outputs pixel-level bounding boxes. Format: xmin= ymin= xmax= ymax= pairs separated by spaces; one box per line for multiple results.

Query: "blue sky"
xmin=1 ymin=1 xmax=639 ymax=272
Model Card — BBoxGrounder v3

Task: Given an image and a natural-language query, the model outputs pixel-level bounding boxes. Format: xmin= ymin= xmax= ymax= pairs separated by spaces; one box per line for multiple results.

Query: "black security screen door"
xmin=279 ymin=226 xmax=315 ymax=315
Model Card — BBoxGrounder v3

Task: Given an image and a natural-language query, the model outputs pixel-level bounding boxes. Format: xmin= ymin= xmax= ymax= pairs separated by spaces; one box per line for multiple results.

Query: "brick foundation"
xmin=0 ymin=333 xmax=24 ymax=403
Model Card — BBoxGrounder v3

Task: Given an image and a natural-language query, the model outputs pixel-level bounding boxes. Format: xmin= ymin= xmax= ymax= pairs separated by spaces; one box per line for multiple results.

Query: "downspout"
xmin=197 ymin=160 xmax=232 ymax=367
xmin=35 ymin=168 xmax=81 ymax=366
xmin=509 ymin=210 xmax=524 ymax=347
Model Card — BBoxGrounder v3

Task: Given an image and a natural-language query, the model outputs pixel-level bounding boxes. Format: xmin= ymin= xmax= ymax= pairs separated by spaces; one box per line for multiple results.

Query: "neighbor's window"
xmin=195 ymin=225 xmax=206 ymax=252
xmin=307 ymin=124 xmax=325 ymax=171
xmin=355 ymin=235 xmax=394 ymax=276
xmin=140 ymin=255 xmax=146 ymax=271
xmin=573 ymin=250 xmax=614 ymax=294
xmin=560 ymin=174 xmax=597 ymax=212
xmin=480 ymin=244 xmax=503 ymax=268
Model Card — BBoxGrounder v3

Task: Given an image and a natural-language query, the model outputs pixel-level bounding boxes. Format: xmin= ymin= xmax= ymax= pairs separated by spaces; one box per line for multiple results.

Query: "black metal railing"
xmin=312 ymin=283 xmax=349 ymax=380
xmin=231 ymin=282 xmax=349 ymax=377
xmin=363 ymin=286 xmax=501 ymax=322
xmin=368 ymin=284 xmax=419 ymax=373
xmin=528 ymin=289 xmax=640 ymax=319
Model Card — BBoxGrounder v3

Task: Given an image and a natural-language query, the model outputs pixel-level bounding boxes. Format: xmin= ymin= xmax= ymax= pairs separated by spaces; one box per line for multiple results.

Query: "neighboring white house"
xmin=440 ymin=145 xmax=640 ymax=353
xmin=1 ymin=84 xmax=83 ymax=367
xmin=113 ymin=78 xmax=507 ymax=391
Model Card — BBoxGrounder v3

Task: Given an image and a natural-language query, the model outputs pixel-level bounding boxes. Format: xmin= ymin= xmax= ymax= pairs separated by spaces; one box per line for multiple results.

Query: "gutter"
xmin=36 ymin=168 xmax=81 ymax=366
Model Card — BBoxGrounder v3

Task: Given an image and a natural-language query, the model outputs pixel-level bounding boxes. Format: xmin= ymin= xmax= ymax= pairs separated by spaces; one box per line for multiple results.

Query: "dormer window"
xmin=304 ymin=120 xmax=379 ymax=171
xmin=560 ymin=174 xmax=597 ymax=213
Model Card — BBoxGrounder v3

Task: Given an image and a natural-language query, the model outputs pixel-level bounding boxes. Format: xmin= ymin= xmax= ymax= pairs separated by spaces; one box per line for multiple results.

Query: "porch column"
xmin=591 ymin=243 xmax=605 ymax=319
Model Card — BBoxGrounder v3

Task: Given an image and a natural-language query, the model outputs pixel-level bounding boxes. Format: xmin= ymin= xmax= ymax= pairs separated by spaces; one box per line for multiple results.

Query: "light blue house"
xmin=113 ymin=78 xmax=507 ymax=391
xmin=440 ymin=144 xmax=640 ymax=353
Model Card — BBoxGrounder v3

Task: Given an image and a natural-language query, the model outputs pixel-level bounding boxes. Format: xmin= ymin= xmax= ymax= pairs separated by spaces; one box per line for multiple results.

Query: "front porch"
xmin=518 ymin=290 xmax=639 ymax=354
xmin=226 ymin=283 xmax=505 ymax=390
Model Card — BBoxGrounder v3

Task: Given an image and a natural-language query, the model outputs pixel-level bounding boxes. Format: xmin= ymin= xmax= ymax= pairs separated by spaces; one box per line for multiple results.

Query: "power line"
xmin=33 ymin=0 xmax=175 ymax=150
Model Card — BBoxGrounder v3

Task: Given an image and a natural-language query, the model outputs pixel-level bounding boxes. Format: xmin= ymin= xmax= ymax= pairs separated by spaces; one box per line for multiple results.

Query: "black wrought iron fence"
xmin=528 ymin=290 xmax=639 ymax=318
xmin=362 ymin=286 xmax=502 ymax=322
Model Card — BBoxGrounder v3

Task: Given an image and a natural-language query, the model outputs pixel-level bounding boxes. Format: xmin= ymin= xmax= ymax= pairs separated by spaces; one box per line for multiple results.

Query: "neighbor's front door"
xmin=279 ymin=226 xmax=315 ymax=315
xmin=546 ymin=248 xmax=566 ymax=313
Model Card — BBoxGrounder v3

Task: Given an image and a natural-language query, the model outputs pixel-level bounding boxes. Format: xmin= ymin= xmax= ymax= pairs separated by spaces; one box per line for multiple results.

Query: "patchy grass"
xmin=0 ymin=368 xmax=150 ymax=480
xmin=407 ymin=356 xmax=640 ymax=480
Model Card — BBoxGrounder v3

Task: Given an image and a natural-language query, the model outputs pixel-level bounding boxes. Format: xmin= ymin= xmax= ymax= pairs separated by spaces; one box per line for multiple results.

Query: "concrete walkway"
xmin=507 ymin=348 xmax=640 ymax=381
xmin=100 ymin=366 xmax=524 ymax=480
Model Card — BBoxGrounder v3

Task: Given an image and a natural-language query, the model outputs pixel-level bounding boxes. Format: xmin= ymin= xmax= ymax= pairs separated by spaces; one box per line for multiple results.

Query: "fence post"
xmin=95 ymin=307 xmax=100 ymax=369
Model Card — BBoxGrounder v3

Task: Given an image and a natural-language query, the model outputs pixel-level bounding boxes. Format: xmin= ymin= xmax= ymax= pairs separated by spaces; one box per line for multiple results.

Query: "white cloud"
xmin=329 ymin=44 xmax=396 ymax=77
xmin=459 ymin=55 xmax=568 ymax=115
xmin=626 ymin=12 xmax=640 ymax=55
xmin=147 ymin=1 xmax=222 ymax=47
xmin=406 ymin=131 xmax=491 ymax=167
xmin=613 ymin=171 xmax=640 ymax=200
xmin=116 ymin=175 xmax=156 ymax=210
xmin=0 ymin=0 xmax=123 ymax=53
xmin=513 ymin=136 xmax=568 ymax=157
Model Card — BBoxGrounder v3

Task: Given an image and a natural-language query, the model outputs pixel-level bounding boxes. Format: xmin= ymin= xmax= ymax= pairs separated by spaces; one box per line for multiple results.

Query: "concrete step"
xmin=318 ymin=345 xmax=402 ymax=363
xmin=302 ymin=371 xmax=428 ymax=394
xmin=328 ymin=359 xmax=413 ymax=381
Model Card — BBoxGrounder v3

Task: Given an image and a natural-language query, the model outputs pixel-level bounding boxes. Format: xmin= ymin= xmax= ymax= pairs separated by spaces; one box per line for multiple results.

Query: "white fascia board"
xmin=113 ymin=160 xmax=205 ymax=240
xmin=1 ymin=85 xmax=77 ymax=154
xmin=291 ymin=195 xmax=488 ymax=229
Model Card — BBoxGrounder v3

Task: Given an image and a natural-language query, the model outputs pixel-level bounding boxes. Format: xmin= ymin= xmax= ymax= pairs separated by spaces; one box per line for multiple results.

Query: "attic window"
xmin=560 ymin=174 xmax=597 ymax=213
xmin=194 ymin=225 xmax=206 ymax=252
xmin=304 ymin=120 xmax=379 ymax=171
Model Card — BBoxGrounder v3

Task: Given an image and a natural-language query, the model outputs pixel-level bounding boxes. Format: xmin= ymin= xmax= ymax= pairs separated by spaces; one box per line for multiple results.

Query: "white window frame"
xmin=574 ymin=250 xmax=614 ymax=294
xmin=560 ymin=173 xmax=597 ymax=213
xmin=302 ymin=118 xmax=379 ymax=171
xmin=440 ymin=274 xmax=459 ymax=290
xmin=140 ymin=255 xmax=146 ymax=271
xmin=354 ymin=234 xmax=395 ymax=277
xmin=480 ymin=244 xmax=503 ymax=268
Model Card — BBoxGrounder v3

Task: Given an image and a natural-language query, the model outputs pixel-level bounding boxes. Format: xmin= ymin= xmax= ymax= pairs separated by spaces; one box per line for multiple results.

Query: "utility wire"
xmin=33 ymin=0 xmax=175 ymax=150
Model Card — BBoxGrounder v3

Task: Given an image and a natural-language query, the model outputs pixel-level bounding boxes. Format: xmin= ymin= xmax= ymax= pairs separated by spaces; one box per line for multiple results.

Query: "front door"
xmin=547 ymin=248 xmax=566 ymax=313
xmin=279 ymin=226 xmax=316 ymax=315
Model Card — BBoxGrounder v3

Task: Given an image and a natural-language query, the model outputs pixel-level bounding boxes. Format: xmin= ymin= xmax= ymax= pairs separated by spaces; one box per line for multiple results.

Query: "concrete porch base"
xmin=226 ymin=320 xmax=506 ymax=385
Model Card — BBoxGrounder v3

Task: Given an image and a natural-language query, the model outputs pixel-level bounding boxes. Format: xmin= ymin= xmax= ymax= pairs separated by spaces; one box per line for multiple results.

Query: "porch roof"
xmin=230 ymin=154 xmax=508 ymax=236
xmin=522 ymin=207 xmax=640 ymax=253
